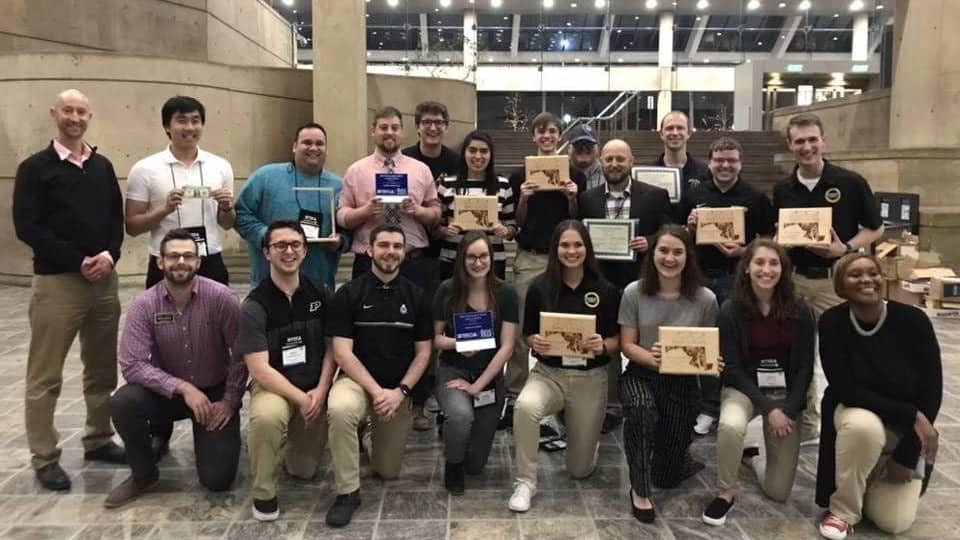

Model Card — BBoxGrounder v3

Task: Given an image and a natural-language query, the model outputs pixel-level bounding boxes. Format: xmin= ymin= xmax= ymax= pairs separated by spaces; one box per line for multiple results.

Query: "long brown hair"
xmin=445 ymin=231 xmax=502 ymax=318
xmin=731 ymin=238 xmax=800 ymax=319
xmin=542 ymin=220 xmax=602 ymax=311
xmin=639 ymin=225 xmax=703 ymax=299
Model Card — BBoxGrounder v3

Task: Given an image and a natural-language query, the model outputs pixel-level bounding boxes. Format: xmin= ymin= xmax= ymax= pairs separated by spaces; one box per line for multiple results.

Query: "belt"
xmin=795 ymin=266 xmax=832 ymax=279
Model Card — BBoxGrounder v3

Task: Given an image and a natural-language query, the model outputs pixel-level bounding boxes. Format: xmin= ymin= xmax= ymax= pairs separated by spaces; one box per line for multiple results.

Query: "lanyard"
xmin=168 ymin=162 xmax=206 ymax=228
xmin=608 ymin=193 xmax=627 ymax=219
xmin=292 ymin=165 xmax=322 ymax=212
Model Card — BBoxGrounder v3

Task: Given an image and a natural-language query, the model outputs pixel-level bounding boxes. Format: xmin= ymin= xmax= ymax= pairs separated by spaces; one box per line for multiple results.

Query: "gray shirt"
xmin=618 ymin=280 xmax=718 ymax=378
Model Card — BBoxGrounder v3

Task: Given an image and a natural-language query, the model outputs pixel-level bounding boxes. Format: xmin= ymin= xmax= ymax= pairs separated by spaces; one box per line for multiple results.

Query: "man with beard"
xmin=680 ymin=137 xmax=775 ymax=436
xmin=235 ymin=122 xmax=346 ymax=288
xmin=104 ymin=229 xmax=246 ymax=509
xmin=324 ymin=225 xmax=433 ymax=527
xmin=651 ymin=111 xmax=710 ymax=219
xmin=239 ymin=220 xmax=336 ymax=522
xmin=338 ymin=106 xmax=441 ymax=286
xmin=579 ymin=139 xmax=673 ymax=433
xmin=566 ymin=124 xmax=604 ymax=190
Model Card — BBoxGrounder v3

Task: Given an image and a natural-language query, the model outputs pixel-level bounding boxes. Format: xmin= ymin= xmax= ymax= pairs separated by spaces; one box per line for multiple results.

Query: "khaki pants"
xmin=793 ymin=273 xmax=844 ymax=440
xmin=513 ymin=363 xmax=607 ymax=487
xmin=506 ymin=249 xmax=549 ymax=398
xmin=248 ymin=384 xmax=328 ymax=501
xmin=326 ymin=376 xmax=413 ymax=494
xmin=830 ymin=405 xmax=922 ymax=534
xmin=26 ymin=272 xmax=120 ymax=469
xmin=716 ymin=388 xmax=801 ymax=502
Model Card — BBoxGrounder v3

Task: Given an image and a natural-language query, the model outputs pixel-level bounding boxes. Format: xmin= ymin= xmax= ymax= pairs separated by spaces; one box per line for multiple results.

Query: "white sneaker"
xmin=508 ymin=481 xmax=536 ymax=512
xmin=818 ymin=511 xmax=850 ymax=540
xmin=693 ymin=414 xmax=716 ymax=435
xmin=800 ymin=435 xmax=821 ymax=447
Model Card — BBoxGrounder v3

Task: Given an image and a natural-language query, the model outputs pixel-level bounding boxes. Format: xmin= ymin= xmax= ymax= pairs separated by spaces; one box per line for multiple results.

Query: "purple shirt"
xmin=119 ymin=276 xmax=247 ymax=409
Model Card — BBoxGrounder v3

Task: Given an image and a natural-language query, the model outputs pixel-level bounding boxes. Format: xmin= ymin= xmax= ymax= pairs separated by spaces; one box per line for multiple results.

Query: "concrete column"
xmin=851 ymin=13 xmax=869 ymax=62
xmin=313 ymin=0 xmax=368 ymax=176
xmin=656 ymin=11 xmax=674 ymax=128
xmin=889 ymin=0 xmax=960 ymax=149
xmin=464 ymin=9 xmax=477 ymax=80
xmin=733 ymin=61 xmax=762 ymax=130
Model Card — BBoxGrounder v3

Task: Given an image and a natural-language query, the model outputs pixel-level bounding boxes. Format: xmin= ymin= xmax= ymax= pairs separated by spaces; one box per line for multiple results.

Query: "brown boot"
xmin=104 ymin=473 xmax=158 ymax=509
xmin=412 ymin=406 xmax=432 ymax=432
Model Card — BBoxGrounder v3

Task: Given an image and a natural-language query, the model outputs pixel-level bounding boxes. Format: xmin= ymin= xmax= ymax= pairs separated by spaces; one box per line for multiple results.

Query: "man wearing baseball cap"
xmin=566 ymin=124 xmax=604 ymax=190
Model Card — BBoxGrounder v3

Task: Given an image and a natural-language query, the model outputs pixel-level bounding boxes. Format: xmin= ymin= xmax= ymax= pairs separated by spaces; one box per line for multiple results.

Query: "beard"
xmin=163 ymin=266 xmax=196 ymax=286
xmin=372 ymin=255 xmax=401 ymax=275
xmin=604 ymin=170 xmax=630 ymax=187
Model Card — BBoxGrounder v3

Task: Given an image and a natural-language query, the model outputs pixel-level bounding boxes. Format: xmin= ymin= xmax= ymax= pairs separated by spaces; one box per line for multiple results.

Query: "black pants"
xmin=145 ymin=252 xmax=229 ymax=290
xmin=698 ymin=272 xmax=733 ymax=419
xmin=110 ymin=383 xmax=240 ymax=490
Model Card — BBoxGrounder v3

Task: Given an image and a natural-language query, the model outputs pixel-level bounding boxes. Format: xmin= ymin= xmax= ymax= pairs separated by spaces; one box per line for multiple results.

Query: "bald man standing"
xmin=578 ymin=139 xmax=673 ymax=433
xmin=13 ymin=89 xmax=127 ymax=491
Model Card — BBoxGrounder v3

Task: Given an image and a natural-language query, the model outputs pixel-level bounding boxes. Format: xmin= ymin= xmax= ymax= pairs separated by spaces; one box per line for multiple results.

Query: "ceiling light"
xmin=617 ymin=58 xmax=623 ymax=62
xmin=571 ymin=2 xmax=577 ymax=5
xmin=849 ymin=0 xmax=864 ymax=10
xmin=387 ymin=0 xmax=399 ymax=6
xmin=488 ymin=56 xmax=494 ymax=61
xmin=491 ymin=0 xmax=502 ymax=7
xmin=703 ymin=58 xmax=710 ymax=63
xmin=574 ymin=57 xmax=581 ymax=62
xmin=834 ymin=13 xmax=840 ymax=17
xmin=696 ymin=0 xmax=709 ymax=9
xmin=798 ymin=1 xmax=811 ymax=10
xmin=595 ymin=0 xmax=606 ymax=7
xmin=757 ymin=41 xmax=763 ymax=45
xmin=876 ymin=4 xmax=884 ymax=9
xmin=543 ymin=0 xmax=554 ymax=8
xmin=440 ymin=0 xmax=451 ymax=6
xmin=778 ymin=1 xmax=786 ymax=6
xmin=645 ymin=0 xmax=658 ymax=8
xmin=281 ymin=0 xmax=294 ymax=6
xmin=696 ymin=16 xmax=701 ymax=21
xmin=747 ymin=0 xmax=760 ymax=9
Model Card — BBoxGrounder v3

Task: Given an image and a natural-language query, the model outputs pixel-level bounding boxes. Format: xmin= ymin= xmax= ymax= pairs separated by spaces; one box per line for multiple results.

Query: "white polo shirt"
xmin=126 ymin=146 xmax=234 ymax=256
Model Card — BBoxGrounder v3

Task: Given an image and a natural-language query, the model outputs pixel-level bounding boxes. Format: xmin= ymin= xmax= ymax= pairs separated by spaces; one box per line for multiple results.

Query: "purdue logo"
xmin=825 ymin=187 xmax=842 ymax=204
xmin=584 ymin=292 xmax=600 ymax=308
xmin=309 ymin=301 xmax=322 ymax=313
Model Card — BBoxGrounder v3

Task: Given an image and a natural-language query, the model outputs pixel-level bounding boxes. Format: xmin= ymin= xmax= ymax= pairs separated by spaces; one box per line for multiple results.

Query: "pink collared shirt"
xmin=337 ymin=150 xmax=439 ymax=253
xmin=52 ymin=138 xmax=92 ymax=168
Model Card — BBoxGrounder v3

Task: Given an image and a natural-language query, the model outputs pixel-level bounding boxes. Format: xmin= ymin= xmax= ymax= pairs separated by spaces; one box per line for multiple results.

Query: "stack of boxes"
xmin=877 ymin=233 xmax=960 ymax=312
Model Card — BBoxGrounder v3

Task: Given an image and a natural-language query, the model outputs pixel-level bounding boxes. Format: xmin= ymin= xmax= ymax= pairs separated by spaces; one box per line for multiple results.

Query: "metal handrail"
xmin=558 ymin=90 xmax=641 ymax=152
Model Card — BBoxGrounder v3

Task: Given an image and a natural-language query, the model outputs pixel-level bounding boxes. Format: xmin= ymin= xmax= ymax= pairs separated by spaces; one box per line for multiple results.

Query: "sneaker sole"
xmin=701 ymin=512 xmax=727 ymax=526
xmin=252 ymin=507 xmax=279 ymax=522
xmin=508 ymin=503 xmax=529 ymax=513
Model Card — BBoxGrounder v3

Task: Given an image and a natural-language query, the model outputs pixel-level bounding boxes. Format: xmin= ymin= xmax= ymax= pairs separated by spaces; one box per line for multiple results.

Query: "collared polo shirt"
xmin=522 ymin=272 xmax=621 ymax=370
xmin=238 ymin=276 xmax=331 ymax=391
xmin=772 ymin=160 xmax=882 ymax=269
xmin=508 ymin=165 xmax=587 ymax=252
xmin=118 ymin=276 xmax=247 ymax=409
xmin=328 ymin=272 xmax=433 ymax=388
xmin=679 ymin=177 xmax=776 ymax=274
xmin=126 ymin=146 xmax=235 ymax=256
xmin=652 ymin=152 xmax=710 ymax=199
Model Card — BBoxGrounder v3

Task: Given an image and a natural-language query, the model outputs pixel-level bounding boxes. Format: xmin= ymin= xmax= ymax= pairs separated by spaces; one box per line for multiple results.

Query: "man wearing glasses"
xmin=104 ymin=229 xmax=246 ymax=509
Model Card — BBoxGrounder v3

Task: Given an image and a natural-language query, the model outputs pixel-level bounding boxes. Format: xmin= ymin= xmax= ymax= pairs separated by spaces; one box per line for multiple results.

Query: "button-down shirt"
xmin=52 ymin=139 xmax=92 ymax=168
xmin=337 ymin=150 xmax=439 ymax=253
xmin=583 ymin=160 xmax=604 ymax=191
xmin=118 ymin=276 xmax=247 ymax=409
xmin=604 ymin=183 xmax=632 ymax=220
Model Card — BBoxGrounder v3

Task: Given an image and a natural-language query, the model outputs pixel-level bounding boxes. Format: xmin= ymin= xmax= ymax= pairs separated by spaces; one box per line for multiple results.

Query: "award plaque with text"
xmin=524 ymin=155 xmax=570 ymax=191
xmin=658 ymin=326 xmax=720 ymax=376
xmin=777 ymin=207 xmax=832 ymax=246
xmin=540 ymin=312 xmax=596 ymax=359
xmin=695 ymin=207 xmax=746 ymax=245
xmin=583 ymin=219 xmax=636 ymax=261
xmin=454 ymin=195 xmax=499 ymax=231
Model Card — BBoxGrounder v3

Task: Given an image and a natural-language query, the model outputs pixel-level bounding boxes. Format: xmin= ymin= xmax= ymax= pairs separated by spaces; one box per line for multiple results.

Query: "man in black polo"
xmin=324 ymin=224 xmax=433 ymax=528
xmin=773 ymin=112 xmax=883 ymax=445
xmin=239 ymin=220 xmax=336 ymax=522
xmin=681 ymin=136 xmax=776 ymax=435
xmin=652 ymin=111 xmax=710 ymax=200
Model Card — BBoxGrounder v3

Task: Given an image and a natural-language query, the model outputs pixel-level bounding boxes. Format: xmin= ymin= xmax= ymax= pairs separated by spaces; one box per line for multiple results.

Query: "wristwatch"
xmin=398 ymin=384 xmax=411 ymax=397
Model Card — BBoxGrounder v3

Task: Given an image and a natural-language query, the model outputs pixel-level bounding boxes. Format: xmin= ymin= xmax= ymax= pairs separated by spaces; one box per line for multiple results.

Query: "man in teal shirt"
xmin=236 ymin=123 xmax=347 ymax=287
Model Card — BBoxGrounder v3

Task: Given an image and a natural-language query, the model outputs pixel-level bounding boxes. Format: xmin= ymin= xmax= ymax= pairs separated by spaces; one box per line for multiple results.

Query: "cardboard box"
xmin=540 ymin=312 xmax=596 ymax=358
xmin=453 ymin=195 xmax=499 ymax=231
xmin=524 ymin=155 xmax=570 ymax=191
xmin=876 ymin=242 xmax=918 ymax=280
xmin=658 ymin=326 xmax=720 ymax=376
xmin=888 ymin=283 xmax=923 ymax=305
xmin=929 ymin=277 xmax=960 ymax=300
xmin=902 ymin=268 xmax=956 ymax=294
xmin=695 ymin=207 xmax=746 ymax=245
xmin=777 ymin=207 xmax=832 ymax=246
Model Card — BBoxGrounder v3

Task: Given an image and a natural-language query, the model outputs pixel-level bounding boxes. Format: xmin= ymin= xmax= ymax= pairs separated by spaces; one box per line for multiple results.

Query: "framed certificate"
xmin=292 ymin=186 xmax=339 ymax=243
xmin=631 ymin=166 xmax=681 ymax=203
xmin=583 ymin=219 xmax=636 ymax=262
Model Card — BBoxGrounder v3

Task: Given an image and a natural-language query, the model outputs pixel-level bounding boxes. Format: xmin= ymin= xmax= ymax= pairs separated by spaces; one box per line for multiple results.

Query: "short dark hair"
xmin=261 ymin=219 xmax=307 ymax=250
xmin=832 ymin=253 xmax=882 ymax=299
xmin=786 ymin=112 xmax=824 ymax=141
xmin=530 ymin=112 xmax=561 ymax=134
xmin=160 ymin=228 xmax=198 ymax=255
xmin=369 ymin=224 xmax=405 ymax=245
xmin=294 ymin=122 xmax=327 ymax=142
xmin=414 ymin=101 xmax=449 ymax=125
xmin=709 ymin=137 xmax=744 ymax=161
xmin=372 ymin=106 xmax=403 ymax=127
xmin=161 ymin=96 xmax=205 ymax=128
xmin=659 ymin=110 xmax=690 ymax=131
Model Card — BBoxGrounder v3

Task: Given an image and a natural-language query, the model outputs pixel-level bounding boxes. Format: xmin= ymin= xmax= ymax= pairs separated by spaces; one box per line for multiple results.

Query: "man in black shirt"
xmin=324 ymin=225 xmax=433 ymax=528
xmin=239 ymin=220 xmax=336 ymax=522
xmin=651 ymin=111 xmax=710 ymax=204
xmin=681 ymin=137 xmax=775 ymax=435
xmin=772 ymin=113 xmax=883 ymax=445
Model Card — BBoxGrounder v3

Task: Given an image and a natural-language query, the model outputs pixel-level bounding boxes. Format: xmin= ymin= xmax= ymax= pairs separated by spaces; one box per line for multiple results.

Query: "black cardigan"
xmin=718 ymin=298 xmax=815 ymax=420
xmin=815 ymin=301 xmax=942 ymax=507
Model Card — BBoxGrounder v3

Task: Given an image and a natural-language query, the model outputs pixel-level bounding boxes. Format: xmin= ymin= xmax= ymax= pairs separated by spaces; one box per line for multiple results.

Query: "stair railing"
xmin=558 ymin=90 xmax=641 ymax=153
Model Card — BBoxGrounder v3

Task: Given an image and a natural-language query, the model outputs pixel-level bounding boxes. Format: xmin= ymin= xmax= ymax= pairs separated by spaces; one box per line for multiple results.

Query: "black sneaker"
xmin=253 ymin=497 xmax=279 ymax=522
xmin=445 ymin=462 xmax=465 ymax=496
xmin=702 ymin=496 xmax=735 ymax=526
xmin=35 ymin=462 xmax=71 ymax=491
xmin=325 ymin=490 xmax=361 ymax=527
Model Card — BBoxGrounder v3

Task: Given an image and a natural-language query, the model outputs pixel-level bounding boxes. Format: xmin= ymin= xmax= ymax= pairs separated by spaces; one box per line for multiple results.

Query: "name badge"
xmin=562 ymin=356 xmax=588 ymax=368
xmin=299 ymin=209 xmax=323 ymax=240
xmin=183 ymin=226 xmax=209 ymax=258
xmin=473 ymin=389 xmax=496 ymax=408
xmin=281 ymin=335 xmax=307 ymax=367
xmin=757 ymin=358 xmax=786 ymax=390
xmin=453 ymin=311 xmax=496 ymax=353
xmin=154 ymin=312 xmax=175 ymax=325
xmin=375 ymin=173 xmax=408 ymax=204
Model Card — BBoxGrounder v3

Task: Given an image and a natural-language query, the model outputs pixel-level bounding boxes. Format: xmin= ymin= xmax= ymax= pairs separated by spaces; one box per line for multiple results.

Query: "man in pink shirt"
xmin=337 ymin=106 xmax=440 ymax=287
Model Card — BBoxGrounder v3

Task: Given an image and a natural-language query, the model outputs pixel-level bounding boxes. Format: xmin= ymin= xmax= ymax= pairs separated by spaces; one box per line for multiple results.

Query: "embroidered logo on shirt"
xmin=825 ymin=187 xmax=842 ymax=204
xmin=584 ymin=292 xmax=600 ymax=308
xmin=363 ymin=304 xmax=375 ymax=310
xmin=400 ymin=303 xmax=408 ymax=315
xmin=309 ymin=300 xmax=322 ymax=313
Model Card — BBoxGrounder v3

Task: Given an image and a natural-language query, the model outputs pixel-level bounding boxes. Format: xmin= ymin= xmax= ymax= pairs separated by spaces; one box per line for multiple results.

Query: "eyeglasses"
xmin=466 ymin=253 xmax=490 ymax=264
xmin=420 ymin=119 xmax=448 ymax=128
xmin=711 ymin=158 xmax=741 ymax=165
xmin=269 ymin=241 xmax=305 ymax=252
xmin=162 ymin=252 xmax=198 ymax=263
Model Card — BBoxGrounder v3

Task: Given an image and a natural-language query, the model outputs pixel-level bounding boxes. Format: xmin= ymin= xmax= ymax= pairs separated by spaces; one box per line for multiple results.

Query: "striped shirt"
xmin=437 ymin=175 xmax=516 ymax=265
xmin=118 ymin=276 xmax=248 ymax=409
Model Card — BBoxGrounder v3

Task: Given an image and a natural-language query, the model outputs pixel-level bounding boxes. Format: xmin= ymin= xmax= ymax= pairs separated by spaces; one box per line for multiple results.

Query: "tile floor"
xmin=0 ymin=283 xmax=958 ymax=539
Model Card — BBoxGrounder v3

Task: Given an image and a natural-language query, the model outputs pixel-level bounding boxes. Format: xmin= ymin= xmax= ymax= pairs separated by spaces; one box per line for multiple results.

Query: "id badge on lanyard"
xmin=757 ymin=358 xmax=786 ymax=398
xmin=473 ymin=389 xmax=496 ymax=408
xmin=282 ymin=335 xmax=307 ymax=367
xmin=299 ymin=209 xmax=323 ymax=240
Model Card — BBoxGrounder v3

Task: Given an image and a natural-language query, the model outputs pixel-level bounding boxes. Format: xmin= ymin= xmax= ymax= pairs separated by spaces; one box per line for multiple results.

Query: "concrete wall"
xmin=0 ymin=0 xmax=294 ymax=67
xmin=0 ymin=52 xmax=313 ymax=284
xmin=771 ymin=90 xmax=891 ymax=152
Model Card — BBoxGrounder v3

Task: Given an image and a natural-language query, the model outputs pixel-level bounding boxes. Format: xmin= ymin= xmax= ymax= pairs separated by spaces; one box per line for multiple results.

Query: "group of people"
xmin=11 ymin=88 xmax=942 ymax=539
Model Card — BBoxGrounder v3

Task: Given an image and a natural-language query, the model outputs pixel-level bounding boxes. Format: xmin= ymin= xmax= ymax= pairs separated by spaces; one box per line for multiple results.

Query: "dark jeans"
xmin=699 ymin=272 xmax=734 ymax=419
xmin=110 ymin=383 xmax=241 ymax=490
xmin=145 ymin=252 xmax=229 ymax=290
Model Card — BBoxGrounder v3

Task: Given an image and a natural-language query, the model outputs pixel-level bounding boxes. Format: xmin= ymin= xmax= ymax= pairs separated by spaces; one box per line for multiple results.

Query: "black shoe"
xmin=84 ymin=441 xmax=126 ymax=464
xmin=325 ymin=490 xmax=361 ymax=528
xmin=35 ymin=462 xmax=71 ymax=491
xmin=151 ymin=436 xmax=170 ymax=463
xmin=252 ymin=497 xmax=280 ymax=522
xmin=629 ymin=490 xmax=655 ymax=523
xmin=742 ymin=446 xmax=760 ymax=460
xmin=601 ymin=413 xmax=622 ymax=434
xmin=445 ymin=462 xmax=465 ymax=496
xmin=702 ymin=496 xmax=735 ymax=526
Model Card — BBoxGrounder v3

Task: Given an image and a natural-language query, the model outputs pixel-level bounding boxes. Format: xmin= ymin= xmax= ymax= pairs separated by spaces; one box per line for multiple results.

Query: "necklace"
xmin=849 ymin=301 xmax=887 ymax=337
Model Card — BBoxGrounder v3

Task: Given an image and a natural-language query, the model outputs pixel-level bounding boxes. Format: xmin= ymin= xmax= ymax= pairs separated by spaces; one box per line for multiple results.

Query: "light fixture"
xmin=876 ymin=4 xmax=884 ymax=9
xmin=574 ymin=57 xmax=581 ymax=62
xmin=617 ymin=57 xmax=624 ymax=62
xmin=281 ymin=0 xmax=294 ymax=6
xmin=440 ymin=0 xmax=451 ymax=6
xmin=543 ymin=0 xmax=554 ymax=8
xmin=786 ymin=63 xmax=804 ymax=72
xmin=757 ymin=40 xmax=763 ymax=45
xmin=695 ymin=16 xmax=701 ymax=21
xmin=491 ymin=0 xmax=502 ymax=7
xmin=488 ymin=56 xmax=494 ymax=61
xmin=778 ymin=1 xmax=786 ymax=6
xmin=828 ymin=72 xmax=846 ymax=86
xmin=746 ymin=58 xmax=751 ymax=63
xmin=645 ymin=0 xmax=657 ymax=8
xmin=747 ymin=0 xmax=760 ymax=10
xmin=387 ymin=0 xmax=399 ymax=6
xmin=849 ymin=0 xmax=864 ymax=10
xmin=851 ymin=64 xmax=869 ymax=72
xmin=595 ymin=0 xmax=606 ymax=8
xmin=798 ymin=1 xmax=811 ymax=10
xmin=834 ymin=13 xmax=839 ymax=17
xmin=703 ymin=58 xmax=710 ymax=63
xmin=571 ymin=2 xmax=577 ymax=5
xmin=562 ymin=114 xmax=572 ymax=123
xmin=696 ymin=0 xmax=709 ymax=9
